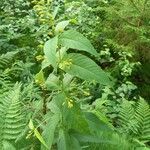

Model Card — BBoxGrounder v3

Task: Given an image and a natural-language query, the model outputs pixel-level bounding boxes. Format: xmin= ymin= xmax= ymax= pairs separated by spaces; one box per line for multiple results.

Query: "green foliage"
xmin=118 ymin=98 xmax=150 ymax=146
xmin=0 ymin=51 xmax=18 ymax=70
xmin=0 ymin=84 xmax=26 ymax=148
xmin=100 ymin=0 xmax=150 ymax=98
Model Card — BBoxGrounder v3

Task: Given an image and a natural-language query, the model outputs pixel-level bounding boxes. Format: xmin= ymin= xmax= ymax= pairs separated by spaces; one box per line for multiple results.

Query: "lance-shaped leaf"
xmin=43 ymin=36 xmax=58 ymax=69
xmin=41 ymin=114 xmax=60 ymax=150
xmin=59 ymin=30 xmax=98 ymax=56
xmin=57 ymin=129 xmax=82 ymax=150
xmin=59 ymin=53 xmax=113 ymax=85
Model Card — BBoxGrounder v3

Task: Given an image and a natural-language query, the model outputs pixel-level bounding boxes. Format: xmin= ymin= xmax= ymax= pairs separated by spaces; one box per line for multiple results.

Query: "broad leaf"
xmin=59 ymin=30 xmax=98 ymax=56
xmin=85 ymin=112 xmax=112 ymax=132
xmin=43 ymin=36 xmax=58 ymax=69
xmin=60 ymin=53 xmax=112 ymax=85
xmin=57 ymin=129 xmax=82 ymax=150
xmin=41 ymin=114 xmax=60 ymax=150
xmin=72 ymin=132 xmax=113 ymax=144
xmin=57 ymin=129 xmax=67 ymax=150
xmin=47 ymin=93 xmax=66 ymax=114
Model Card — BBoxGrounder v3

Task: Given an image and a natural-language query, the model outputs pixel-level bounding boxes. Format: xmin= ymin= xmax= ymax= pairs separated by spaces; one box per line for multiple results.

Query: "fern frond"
xmin=0 ymin=83 xmax=26 ymax=147
xmin=0 ymin=51 xmax=17 ymax=70
xmin=118 ymin=98 xmax=150 ymax=144
xmin=135 ymin=98 xmax=150 ymax=143
xmin=0 ymin=74 xmax=13 ymax=93
xmin=118 ymin=100 xmax=135 ymax=132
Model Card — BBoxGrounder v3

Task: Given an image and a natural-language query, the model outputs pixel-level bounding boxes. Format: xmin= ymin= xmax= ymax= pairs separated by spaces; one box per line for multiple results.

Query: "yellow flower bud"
xmin=36 ymin=55 xmax=44 ymax=61
xmin=68 ymin=100 xmax=73 ymax=108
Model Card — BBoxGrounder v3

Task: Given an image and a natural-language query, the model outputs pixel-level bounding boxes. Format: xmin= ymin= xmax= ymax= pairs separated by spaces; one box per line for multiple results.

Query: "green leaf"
xmin=59 ymin=30 xmax=98 ymax=56
xmin=57 ymin=129 xmax=82 ymax=150
xmin=41 ymin=58 xmax=51 ymax=70
xmin=92 ymin=110 xmax=114 ymax=129
xmin=85 ymin=112 xmax=112 ymax=132
xmin=60 ymin=53 xmax=112 ymax=85
xmin=29 ymin=119 xmax=34 ymax=130
xmin=71 ymin=131 xmax=113 ymax=144
xmin=28 ymin=119 xmax=48 ymax=149
xmin=34 ymin=128 xmax=48 ymax=149
xmin=55 ymin=21 xmax=70 ymax=33
xmin=41 ymin=114 xmax=60 ymax=150
xmin=52 ymin=6 xmax=59 ymax=19
xmin=43 ymin=36 xmax=58 ymax=69
xmin=56 ymin=47 xmax=68 ymax=61
xmin=62 ymin=73 xmax=73 ymax=88
xmin=57 ymin=129 xmax=67 ymax=150
xmin=35 ymin=70 xmax=45 ymax=85
xmin=47 ymin=93 xmax=66 ymax=114
xmin=45 ymin=73 xmax=60 ymax=90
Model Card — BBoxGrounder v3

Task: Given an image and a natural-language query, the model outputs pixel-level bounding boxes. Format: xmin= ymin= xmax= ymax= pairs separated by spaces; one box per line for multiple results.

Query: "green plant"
xmin=0 ymin=84 xmax=26 ymax=149
xmin=31 ymin=23 xmax=115 ymax=148
xmin=25 ymin=24 xmax=138 ymax=150
xmin=118 ymin=98 xmax=150 ymax=147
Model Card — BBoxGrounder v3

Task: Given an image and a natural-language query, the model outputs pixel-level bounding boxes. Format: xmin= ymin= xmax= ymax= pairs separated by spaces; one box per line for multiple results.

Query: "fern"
xmin=0 ymin=83 xmax=26 ymax=148
xmin=118 ymin=98 xmax=150 ymax=144
xmin=0 ymin=74 xmax=13 ymax=93
xmin=118 ymin=101 xmax=136 ymax=133
xmin=135 ymin=99 xmax=150 ymax=143
xmin=0 ymin=51 xmax=17 ymax=70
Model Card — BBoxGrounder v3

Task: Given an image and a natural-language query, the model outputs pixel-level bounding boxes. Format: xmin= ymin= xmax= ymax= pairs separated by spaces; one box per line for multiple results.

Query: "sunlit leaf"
xmin=43 ymin=36 xmax=58 ymax=69
xmin=60 ymin=53 xmax=113 ymax=85
xmin=59 ymin=30 xmax=98 ymax=56
xmin=55 ymin=20 xmax=70 ymax=33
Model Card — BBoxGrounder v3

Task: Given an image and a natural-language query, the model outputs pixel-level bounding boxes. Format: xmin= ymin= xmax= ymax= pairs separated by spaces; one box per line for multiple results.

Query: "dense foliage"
xmin=0 ymin=0 xmax=150 ymax=149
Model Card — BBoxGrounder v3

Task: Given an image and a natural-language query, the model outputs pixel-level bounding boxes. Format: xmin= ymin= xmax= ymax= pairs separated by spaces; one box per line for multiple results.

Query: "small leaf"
xmin=41 ymin=58 xmax=50 ymax=70
xmin=56 ymin=47 xmax=68 ymax=61
xmin=34 ymin=128 xmax=48 ymax=149
xmin=43 ymin=36 xmax=58 ymax=69
xmin=28 ymin=120 xmax=48 ymax=149
xmin=29 ymin=119 xmax=34 ymax=130
xmin=59 ymin=30 xmax=98 ymax=56
xmin=35 ymin=70 xmax=45 ymax=85
xmin=55 ymin=21 xmax=70 ymax=33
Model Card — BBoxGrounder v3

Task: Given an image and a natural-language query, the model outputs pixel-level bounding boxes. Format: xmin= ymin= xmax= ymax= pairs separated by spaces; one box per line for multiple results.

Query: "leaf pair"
xmin=43 ymin=30 xmax=113 ymax=86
